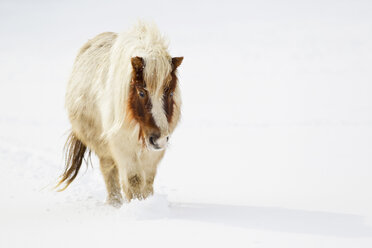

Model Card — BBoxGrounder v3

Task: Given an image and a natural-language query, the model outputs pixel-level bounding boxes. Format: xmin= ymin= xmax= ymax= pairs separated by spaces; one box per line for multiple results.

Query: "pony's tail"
xmin=55 ymin=132 xmax=91 ymax=191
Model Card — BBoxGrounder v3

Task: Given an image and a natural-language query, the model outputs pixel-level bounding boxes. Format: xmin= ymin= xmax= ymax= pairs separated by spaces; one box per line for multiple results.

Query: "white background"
xmin=0 ymin=0 xmax=371 ymax=247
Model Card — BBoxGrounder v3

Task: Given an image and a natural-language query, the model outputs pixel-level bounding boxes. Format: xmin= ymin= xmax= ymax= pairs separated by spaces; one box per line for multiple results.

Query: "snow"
xmin=1 ymin=0 xmax=372 ymax=247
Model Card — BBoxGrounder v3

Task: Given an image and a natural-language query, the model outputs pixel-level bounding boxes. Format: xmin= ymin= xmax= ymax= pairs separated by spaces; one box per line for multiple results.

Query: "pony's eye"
xmin=139 ymin=91 xmax=145 ymax=98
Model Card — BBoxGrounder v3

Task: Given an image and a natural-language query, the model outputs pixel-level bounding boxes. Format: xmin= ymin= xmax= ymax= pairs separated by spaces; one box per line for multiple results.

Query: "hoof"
xmin=106 ymin=194 xmax=123 ymax=208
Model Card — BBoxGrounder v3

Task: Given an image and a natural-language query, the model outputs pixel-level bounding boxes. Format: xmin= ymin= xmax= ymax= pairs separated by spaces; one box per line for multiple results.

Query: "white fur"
xmin=150 ymin=94 xmax=169 ymax=134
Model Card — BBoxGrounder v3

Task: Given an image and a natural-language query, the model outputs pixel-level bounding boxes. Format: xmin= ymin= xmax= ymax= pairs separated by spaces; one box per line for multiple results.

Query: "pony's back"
xmin=66 ymin=32 xmax=117 ymax=122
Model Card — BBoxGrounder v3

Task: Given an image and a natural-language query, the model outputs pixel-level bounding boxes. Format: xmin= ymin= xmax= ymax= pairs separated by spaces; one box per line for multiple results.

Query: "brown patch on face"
xmin=163 ymin=57 xmax=183 ymax=123
xmin=128 ymin=57 xmax=160 ymax=143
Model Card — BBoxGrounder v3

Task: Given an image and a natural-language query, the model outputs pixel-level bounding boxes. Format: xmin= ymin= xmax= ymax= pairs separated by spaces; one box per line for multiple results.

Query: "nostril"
xmin=149 ymin=136 xmax=156 ymax=146
xmin=149 ymin=133 xmax=160 ymax=146
xmin=166 ymin=136 xmax=169 ymax=142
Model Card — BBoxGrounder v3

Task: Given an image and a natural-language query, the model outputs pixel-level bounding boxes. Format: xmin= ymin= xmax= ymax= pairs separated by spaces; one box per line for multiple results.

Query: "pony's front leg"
xmin=142 ymin=167 xmax=156 ymax=198
xmin=117 ymin=156 xmax=146 ymax=201
xmin=99 ymin=157 xmax=123 ymax=207
xmin=142 ymin=151 xmax=165 ymax=198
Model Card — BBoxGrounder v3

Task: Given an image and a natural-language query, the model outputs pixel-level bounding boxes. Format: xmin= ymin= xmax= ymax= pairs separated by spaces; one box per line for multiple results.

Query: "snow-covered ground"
xmin=1 ymin=0 xmax=372 ymax=247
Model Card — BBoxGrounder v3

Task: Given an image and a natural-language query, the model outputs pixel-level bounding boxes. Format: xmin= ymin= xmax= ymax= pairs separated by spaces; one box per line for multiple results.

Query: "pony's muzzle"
xmin=148 ymin=133 xmax=169 ymax=150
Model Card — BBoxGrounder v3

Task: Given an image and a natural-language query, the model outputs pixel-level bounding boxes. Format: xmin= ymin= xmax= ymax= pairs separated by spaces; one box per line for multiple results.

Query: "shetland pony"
xmin=56 ymin=22 xmax=183 ymax=207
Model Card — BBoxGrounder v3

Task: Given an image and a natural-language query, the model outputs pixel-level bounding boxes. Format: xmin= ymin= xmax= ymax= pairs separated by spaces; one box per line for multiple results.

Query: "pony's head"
xmin=128 ymin=56 xmax=183 ymax=150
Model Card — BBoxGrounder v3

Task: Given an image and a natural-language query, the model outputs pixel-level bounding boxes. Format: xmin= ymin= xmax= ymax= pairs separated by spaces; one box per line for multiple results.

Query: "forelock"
xmin=143 ymin=56 xmax=172 ymax=94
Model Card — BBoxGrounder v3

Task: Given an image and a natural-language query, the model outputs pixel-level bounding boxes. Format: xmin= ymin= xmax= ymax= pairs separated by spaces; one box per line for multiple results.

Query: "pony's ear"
xmin=131 ymin=56 xmax=144 ymax=71
xmin=172 ymin=57 xmax=183 ymax=70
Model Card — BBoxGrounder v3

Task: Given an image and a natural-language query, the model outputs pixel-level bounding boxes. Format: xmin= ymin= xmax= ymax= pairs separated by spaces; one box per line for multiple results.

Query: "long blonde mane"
xmin=102 ymin=21 xmax=172 ymax=138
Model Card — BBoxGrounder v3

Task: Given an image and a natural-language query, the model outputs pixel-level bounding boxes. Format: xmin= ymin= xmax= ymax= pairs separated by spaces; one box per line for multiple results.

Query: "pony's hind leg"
xmin=99 ymin=157 xmax=123 ymax=207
